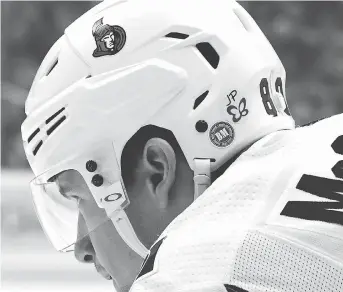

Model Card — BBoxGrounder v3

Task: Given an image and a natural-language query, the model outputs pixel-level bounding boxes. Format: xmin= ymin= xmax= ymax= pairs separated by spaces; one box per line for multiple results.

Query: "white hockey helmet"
xmin=21 ymin=0 xmax=295 ymax=257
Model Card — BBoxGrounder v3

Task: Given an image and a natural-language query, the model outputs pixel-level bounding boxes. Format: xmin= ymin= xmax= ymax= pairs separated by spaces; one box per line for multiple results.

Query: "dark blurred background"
xmin=1 ymin=1 xmax=343 ymax=291
xmin=2 ymin=1 xmax=97 ymax=169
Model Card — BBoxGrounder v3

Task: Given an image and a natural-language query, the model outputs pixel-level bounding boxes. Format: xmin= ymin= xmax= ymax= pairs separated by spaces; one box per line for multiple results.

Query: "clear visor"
xmin=31 ymin=178 xmax=80 ymax=252
xmin=30 ymin=144 xmax=129 ymax=252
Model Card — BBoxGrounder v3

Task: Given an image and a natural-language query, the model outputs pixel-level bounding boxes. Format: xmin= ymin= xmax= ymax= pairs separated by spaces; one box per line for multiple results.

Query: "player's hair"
xmin=121 ymin=125 xmax=183 ymax=187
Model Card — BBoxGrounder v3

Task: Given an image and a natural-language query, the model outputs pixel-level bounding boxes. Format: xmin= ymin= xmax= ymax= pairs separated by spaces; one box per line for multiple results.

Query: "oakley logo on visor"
xmin=103 ymin=193 xmax=122 ymax=202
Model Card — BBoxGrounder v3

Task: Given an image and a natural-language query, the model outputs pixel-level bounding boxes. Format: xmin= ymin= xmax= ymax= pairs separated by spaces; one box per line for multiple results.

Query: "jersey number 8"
xmin=260 ymin=77 xmax=291 ymax=117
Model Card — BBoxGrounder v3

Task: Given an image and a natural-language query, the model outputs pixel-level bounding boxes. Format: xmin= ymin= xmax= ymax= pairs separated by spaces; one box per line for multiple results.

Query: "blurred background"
xmin=2 ymin=1 xmax=343 ymax=291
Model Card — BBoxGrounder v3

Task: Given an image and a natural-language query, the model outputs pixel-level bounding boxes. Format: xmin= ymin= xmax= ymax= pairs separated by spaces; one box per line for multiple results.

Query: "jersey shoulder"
xmin=130 ymin=114 xmax=343 ymax=292
xmin=297 ymin=113 xmax=343 ymax=144
xmin=259 ymin=114 xmax=343 ymax=264
xmin=242 ymin=113 xmax=343 ymax=170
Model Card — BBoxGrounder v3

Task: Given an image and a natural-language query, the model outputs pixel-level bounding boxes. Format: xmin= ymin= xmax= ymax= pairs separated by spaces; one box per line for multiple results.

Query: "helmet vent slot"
xmin=27 ymin=107 xmax=66 ymax=156
xmin=196 ymin=42 xmax=219 ymax=69
xmin=28 ymin=128 xmax=40 ymax=143
xmin=46 ymin=59 xmax=59 ymax=76
xmin=46 ymin=107 xmax=65 ymax=124
xmin=193 ymin=91 xmax=209 ymax=110
xmin=165 ymin=32 xmax=189 ymax=39
xmin=33 ymin=140 xmax=43 ymax=156
xmin=47 ymin=116 xmax=66 ymax=136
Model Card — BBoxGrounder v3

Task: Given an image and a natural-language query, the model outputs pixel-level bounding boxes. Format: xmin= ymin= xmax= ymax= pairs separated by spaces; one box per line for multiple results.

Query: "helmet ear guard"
xmin=85 ymin=150 xmax=148 ymax=257
xmin=84 ymin=155 xmax=149 ymax=257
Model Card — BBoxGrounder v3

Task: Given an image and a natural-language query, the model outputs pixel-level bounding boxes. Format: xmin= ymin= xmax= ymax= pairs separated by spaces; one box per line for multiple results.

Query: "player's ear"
xmin=141 ymin=138 xmax=176 ymax=209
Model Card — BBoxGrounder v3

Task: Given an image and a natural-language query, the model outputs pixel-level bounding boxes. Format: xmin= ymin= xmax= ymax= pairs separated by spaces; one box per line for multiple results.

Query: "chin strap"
xmin=193 ymin=158 xmax=211 ymax=200
xmin=112 ymin=211 xmax=149 ymax=258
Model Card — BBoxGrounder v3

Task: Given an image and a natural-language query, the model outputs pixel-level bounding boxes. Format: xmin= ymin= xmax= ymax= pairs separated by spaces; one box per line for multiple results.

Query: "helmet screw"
xmin=86 ymin=160 xmax=97 ymax=172
xmin=195 ymin=120 xmax=208 ymax=133
xmin=92 ymin=174 xmax=103 ymax=187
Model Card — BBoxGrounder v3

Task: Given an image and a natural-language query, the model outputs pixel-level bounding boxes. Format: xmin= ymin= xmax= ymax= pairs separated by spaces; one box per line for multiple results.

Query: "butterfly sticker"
xmin=227 ymin=97 xmax=249 ymax=123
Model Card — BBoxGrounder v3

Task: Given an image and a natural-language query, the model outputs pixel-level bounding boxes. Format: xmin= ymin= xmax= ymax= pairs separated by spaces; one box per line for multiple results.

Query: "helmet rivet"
xmin=86 ymin=160 xmax=97 ymax=172
xmin=195 ymin=120 xmax=208 ymax=133
xmin=92 ymin=174 xmax=103 ymax=187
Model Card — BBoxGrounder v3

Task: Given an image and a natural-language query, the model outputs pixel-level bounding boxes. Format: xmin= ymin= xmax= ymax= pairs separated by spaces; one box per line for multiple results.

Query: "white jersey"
xmin=131 ymin=114 xmax=343 ymax=292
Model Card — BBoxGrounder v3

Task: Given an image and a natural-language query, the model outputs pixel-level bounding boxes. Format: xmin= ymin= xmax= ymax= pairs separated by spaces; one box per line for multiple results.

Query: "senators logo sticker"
xmin=92 ymin=18 xmax=126 ymax=58
xmin=209 ymin=121 xmax=235 ymax=148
